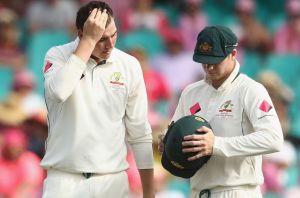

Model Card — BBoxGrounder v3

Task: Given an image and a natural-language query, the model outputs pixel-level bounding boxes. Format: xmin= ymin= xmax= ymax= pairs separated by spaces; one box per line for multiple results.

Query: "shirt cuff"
xmin=130 ymin=142 xmax=154 ymax=169
xmin=212 ymin=136 xmax=224 ymax=156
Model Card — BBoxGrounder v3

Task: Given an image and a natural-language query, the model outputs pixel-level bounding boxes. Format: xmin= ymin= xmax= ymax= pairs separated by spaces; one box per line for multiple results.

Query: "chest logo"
xmin=219 ymin=100 xmax=233 ymax=113
xmin=110 ymin=72 xmax=124 ymax=85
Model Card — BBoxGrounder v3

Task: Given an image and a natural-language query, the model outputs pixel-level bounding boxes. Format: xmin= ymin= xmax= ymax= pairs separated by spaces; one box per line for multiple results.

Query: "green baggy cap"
xmin=193 ymin=26 xmax=238 ymax=64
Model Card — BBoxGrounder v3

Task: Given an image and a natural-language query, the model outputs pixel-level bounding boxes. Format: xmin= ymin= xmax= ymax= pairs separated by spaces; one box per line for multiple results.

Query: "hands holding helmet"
xmin=158 ymin=123 xmax=215 ymax=160
xmin=182 ymin=125 xmax=215 ymax=161
xmin=160 ymin=115 xmax=215 ymax=178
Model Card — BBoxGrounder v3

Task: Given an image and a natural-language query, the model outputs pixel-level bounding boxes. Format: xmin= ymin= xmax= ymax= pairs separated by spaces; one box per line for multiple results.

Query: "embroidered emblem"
xmin=43 ymin=61 xmax=53 ymax=73
xmin=199 ymin=42 xmax=213 ymax=53
xmin=259 ymin=100 xmax=272 ymax=112
xmin=219 ymin=100 xmax=233 ymax=112
xmin=170 ymin=160 xmax=184 ymax=169
xmin=190 ymin=103 xmax=201 ymax=115
xmin=110 ymin=72 xmax=124 ymax=85
xmin=195 ymin=116 xmax=205 ymax=122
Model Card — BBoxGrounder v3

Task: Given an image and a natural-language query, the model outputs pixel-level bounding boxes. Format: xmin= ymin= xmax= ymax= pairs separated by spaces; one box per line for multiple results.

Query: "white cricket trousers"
xmin=190 ymin=185 xmax=263 ymax=198
xmin=42 ymin=169 xmax=129 ymax=198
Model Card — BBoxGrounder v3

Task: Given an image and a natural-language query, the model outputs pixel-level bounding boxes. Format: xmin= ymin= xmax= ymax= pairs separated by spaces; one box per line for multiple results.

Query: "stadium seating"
xmin=0 ymin=67 xmax=13 ymax=100
xmin=239 ymin=51 xmax=262 ymax=79
xmin=263 ymin=53 xmax=300 ymax=88
xmin=290 ymin=81 xmax=300 ymax=138
xmin=122 ymin=29 xmax=164 ymax=58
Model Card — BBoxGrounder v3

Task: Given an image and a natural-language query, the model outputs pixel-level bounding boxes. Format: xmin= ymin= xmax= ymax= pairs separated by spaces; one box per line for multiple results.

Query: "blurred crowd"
xmin=0 ymin=0 xmax=300 ymax=197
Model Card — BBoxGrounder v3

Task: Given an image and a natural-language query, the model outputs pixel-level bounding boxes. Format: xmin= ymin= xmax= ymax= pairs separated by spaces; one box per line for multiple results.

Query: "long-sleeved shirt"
xmin=171 ymin=61 xmax=283 ymax=192
xmin=40 ymin=38 xmax=153 ymax=173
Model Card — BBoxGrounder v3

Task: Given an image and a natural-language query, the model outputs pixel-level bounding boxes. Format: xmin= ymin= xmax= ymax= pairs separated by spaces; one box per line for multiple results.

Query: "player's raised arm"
xmin=74 ymin=8 xmax=108 ymax=63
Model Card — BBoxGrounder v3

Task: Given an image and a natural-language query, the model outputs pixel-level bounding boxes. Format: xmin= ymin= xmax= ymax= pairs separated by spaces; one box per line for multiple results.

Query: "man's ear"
xmin=231 ymin=49 xmax=237 ymax=59
xmin=78 ymin=30 xmax=83 ymax=39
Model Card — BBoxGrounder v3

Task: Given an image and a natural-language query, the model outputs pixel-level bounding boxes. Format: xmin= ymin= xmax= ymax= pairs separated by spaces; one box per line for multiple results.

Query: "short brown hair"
xmin=76 ymin=1 xmax=114 ymax=31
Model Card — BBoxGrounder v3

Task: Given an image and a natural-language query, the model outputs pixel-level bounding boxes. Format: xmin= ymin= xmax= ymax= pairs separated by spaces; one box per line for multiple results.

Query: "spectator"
xmin=234 ymin=0 xmax=272 ymax=54
xmin=128 ymin=47 xmax=171 ymax=112
xmin=78 ymin=0 xmax=132 ymax=21
xmin=258 ymin=71 xmax=297 ymax=196
xmin=11 ymin=70 xmax=46 ymax=116
xmin=151 ymin=28 xmax=204 ymax=110
xmin=0 ymin=128 xmax=44 ymax=198
xmin=22 ymin=111 xmax=48 ymax=159
xmin=273 ymin=0 xmax=300 ymax=54
xmin=119 ymin=0 xmax=171 ymax=37
xmin=128 ymin=47 xmax=171 ymax=144
xmin=0 ymin=0 xmax=32 ymax=18
xmin=178 ymin=0 xmax=208 ymax=51
xmin=26 ymin=0 xmax=79 ymax=35
xmin=0 ymin=8 xmax=26 ymax=71
xmin=0 ymin=97 xmax=26 ymax=128
xmin=0 ymin=70 xmax=46 ymax=128
xmin=257 ymin=71 xmax=294 ymax=136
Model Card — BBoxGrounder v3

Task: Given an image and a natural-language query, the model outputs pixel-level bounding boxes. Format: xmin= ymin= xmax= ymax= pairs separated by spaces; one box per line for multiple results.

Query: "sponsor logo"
xmin=109 ymin=72 xmax=124 ymax=86
xmin=219 ymin=100 xmax=233 ymax=113
xmin=171 ymin=161 xmax=184 ymax=169
xmin=216 ymin=100 xmax=234 ymax=117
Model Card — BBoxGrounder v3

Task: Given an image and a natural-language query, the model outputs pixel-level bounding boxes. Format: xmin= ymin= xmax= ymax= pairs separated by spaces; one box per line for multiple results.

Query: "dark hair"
xmin=76 ymin=1 xmax=114 ymax=31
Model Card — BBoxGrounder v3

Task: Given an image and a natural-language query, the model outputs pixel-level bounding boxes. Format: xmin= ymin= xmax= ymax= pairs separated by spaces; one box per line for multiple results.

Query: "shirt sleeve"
xmin=43 ymin=47 xmax=86 ymax=102
xmin=130 ymin=142 xmax=154 ymax=169
xmin=213 ymin=83 xmax=284 ymax=157
xmin=125 ymin=58 xmax=152 ymax=144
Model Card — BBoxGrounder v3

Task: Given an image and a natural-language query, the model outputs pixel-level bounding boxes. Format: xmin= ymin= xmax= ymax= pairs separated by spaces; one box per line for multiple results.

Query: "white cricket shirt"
xmin=40 ymin=38 xmax=153 ymax=173
xmin=172 ymin=61 xmax=283 ymax=192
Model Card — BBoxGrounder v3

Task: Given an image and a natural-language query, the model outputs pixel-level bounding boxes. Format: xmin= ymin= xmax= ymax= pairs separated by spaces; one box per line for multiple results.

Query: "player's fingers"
xmin=94 ymin=8 xmax=102 ymax=21
xmin=182 ymin=146 xmax=202 ymax=153
xmin=183 ymin=134 xmax=204 ymax=141
xmin=158 ymin=144 xmax=164 ymax=154
xmin=196 ymin=126 xmax=211 ymax=133
xmin=182 ymin=139 xmax=204 ymax=147
xmin=88 ymin=8 xmax=98 ymax=20
xmin=158 ymin=134 xmax=165 ymax=141
xmin=187 ymin=149 xmax=207 ymax=161
xmin=188 ymin=153 xmax=202 ymax=161
xmin=99 ymin=9 xmax=108 ymax=25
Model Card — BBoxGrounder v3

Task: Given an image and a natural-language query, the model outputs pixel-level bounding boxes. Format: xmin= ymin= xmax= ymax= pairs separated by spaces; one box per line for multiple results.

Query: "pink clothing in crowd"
xmin=0 ymin=152 xmax=44 ymax=198
xmin=0 ymin=129 xmax=44 ymax=198
xmin=144 ymin=70 xmax=171 ymax=104
xmin=178 ymin=13 xmax=207 ymax=50
xmin=273 ymin=23 xmax=300 ymax=54
xmin=119 ymin=3 xmax=170 ymax=37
